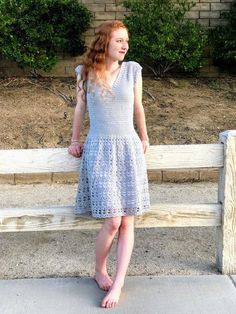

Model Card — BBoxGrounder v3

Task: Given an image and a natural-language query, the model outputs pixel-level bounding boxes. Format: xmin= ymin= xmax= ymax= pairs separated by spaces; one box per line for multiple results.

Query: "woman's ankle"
xmin=111 ymin=279 xmax=124 ymax=289
xmin=95 ymin=268 xmax=108 ymax=275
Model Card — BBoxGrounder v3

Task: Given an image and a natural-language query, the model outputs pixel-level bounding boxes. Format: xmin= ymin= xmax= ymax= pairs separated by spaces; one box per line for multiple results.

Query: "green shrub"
xmin=122 ymin=0 xmax=208 ymax=77
xmin=209 ymin=2 xmax=236 ymax=66
xmin=0 ymin=0 xmax=93 ymax=72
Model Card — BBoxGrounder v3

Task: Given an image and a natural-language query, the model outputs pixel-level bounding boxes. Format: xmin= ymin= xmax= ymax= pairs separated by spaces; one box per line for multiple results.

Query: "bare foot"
xmin=100 ymin=283 xmax=123 ymax=308
xmin=94 ymin=271 xmax=113 ymax=291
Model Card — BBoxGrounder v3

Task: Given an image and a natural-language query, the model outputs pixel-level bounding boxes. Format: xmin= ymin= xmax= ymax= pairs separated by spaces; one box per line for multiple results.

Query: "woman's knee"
xmin=104 ymin=216 xmax=122 ymax=233
xmin=120 ymin=215 xmax=134 ymax=230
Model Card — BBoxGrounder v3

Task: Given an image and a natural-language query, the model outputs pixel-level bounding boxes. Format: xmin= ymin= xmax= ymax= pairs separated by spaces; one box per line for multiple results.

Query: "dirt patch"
xmin=0 ymin=75 xmax=235 ymax=149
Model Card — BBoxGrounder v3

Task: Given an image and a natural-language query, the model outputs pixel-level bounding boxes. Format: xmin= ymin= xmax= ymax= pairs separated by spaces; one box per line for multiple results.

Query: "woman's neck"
xmin=105 ymin=59 xmax=120 ymax=73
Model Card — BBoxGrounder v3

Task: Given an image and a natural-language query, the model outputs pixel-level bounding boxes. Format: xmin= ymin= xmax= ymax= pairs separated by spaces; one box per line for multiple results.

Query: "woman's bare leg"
xmin=101 ymin=215 xmax=134 ymax=308
xmin=94 ymin=216 xmax=122 ymax=291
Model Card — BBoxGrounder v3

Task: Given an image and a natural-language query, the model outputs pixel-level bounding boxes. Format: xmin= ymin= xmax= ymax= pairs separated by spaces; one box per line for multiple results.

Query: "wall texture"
xmin=0 ymin=168 xmax=219 ymax=184
xmin=0 ymin=0 xmax=234 ymax=78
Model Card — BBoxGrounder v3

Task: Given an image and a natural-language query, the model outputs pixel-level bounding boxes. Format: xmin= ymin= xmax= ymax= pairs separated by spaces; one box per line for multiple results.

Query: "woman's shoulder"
xmin=123 ymin=61 xmax=143 ymax=84
xmin=124 ymin=60 xmax=142 ymax=70
xmin=75 ymin=64 xmax=83 ymax=76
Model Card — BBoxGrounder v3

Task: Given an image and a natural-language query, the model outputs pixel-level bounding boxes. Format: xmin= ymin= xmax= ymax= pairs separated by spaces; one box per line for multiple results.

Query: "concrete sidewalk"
xmin=1 ymin=275 xmax=236 ymax=314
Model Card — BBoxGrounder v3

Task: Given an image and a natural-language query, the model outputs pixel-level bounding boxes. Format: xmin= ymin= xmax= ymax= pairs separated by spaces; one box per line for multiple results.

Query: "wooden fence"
xmin=0 ymin=130 xmax=235 ymax=275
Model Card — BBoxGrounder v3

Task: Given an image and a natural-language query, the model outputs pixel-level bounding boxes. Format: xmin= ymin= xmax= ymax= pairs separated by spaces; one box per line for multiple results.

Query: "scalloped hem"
xmin=74 ymin=205 xmax=150 ymax=219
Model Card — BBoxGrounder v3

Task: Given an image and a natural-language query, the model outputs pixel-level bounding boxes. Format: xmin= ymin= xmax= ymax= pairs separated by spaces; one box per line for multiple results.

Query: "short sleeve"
xmin=75 ymin=65 xmax=84 ymax=90
xmin=75 ymin=64 xmax=82 ymax=77
xmin=134 ymin=62 xmax=143 ymax=84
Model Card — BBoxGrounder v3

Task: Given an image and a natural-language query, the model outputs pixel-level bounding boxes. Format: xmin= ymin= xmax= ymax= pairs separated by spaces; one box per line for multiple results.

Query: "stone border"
xmin=0 ymin=169 xmax=219 ymax=184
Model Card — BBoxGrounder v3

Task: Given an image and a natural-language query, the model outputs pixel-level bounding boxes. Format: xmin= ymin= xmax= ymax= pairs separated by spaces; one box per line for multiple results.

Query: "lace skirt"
xmin=74 ymin=134 xmax=150 ymax=218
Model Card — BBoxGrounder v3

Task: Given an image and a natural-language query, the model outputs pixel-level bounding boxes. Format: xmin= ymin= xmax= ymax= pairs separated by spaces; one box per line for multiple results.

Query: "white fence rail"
xmin=0 ymin=144 xmax=223 ymax=174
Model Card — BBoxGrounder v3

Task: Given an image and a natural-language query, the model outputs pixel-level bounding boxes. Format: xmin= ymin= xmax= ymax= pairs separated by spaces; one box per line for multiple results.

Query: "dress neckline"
xmin=109 ymin=62 xmax=125 ymax=89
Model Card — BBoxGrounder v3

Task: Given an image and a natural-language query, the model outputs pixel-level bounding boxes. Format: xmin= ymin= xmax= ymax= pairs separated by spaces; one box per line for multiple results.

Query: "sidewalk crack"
xmin=228 ymin=275 xmax=236 ymax=288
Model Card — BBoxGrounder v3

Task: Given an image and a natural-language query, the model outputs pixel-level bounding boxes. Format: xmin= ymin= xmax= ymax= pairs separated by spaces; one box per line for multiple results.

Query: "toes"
xmin=100 ymin=287 xmax=120 ymax=308
xmin=110 ymin=300 xmax=116 ymax=308
xmin=101 ymin=296 xmax=110 ymax=308
xmin=110 ymin=301 xmax=115 ymax=308
xmin=101 ymin=299 xmax=108 ymax=308
xmin=94 ymin=273 xmax=113 ymax=291
xmin=101 ymin=298 xmax=116 ymax=308
xmin=104 ymin=283 xmax=112 ymax=291
xmin=104 ymin=281 xmax=113 ymax=291
xmin=104 ymin=284 xmax=110 ymax=291
xmin=94 ymin=277 xmax=108 ymax=291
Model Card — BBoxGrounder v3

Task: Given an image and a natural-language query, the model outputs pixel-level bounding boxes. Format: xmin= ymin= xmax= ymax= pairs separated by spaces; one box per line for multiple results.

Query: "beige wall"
xmin=0 ymin=168 xmax=219 ymax=184
xmin=0 ymin=0 xmax=234 ymax=78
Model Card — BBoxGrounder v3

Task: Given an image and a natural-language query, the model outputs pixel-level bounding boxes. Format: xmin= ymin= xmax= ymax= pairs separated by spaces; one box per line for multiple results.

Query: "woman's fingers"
xmin=68 ymin=143 xmax=83 ymax=157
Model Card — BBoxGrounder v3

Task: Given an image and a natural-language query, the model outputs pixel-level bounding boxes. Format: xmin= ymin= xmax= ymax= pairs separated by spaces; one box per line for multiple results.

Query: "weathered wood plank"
xmin=216 ymin=130 xmax=236 ymax=275
xmin=0 ymin=144 xmax=223 ymax=174
xmin=146 ymin=144 xmax=223 ymax=170
xmin=0 ymin=203 xmax=222 ymax=232
xmin=0 ymin=148 xmax=80 ymax=174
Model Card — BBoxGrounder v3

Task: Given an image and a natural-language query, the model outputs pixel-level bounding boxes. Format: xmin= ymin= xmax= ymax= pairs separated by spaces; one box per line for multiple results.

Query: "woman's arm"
xmin=133 ymin=73 xmax=149 ymax=154
xmin=68 ymin=76 xmax=87 ymax=158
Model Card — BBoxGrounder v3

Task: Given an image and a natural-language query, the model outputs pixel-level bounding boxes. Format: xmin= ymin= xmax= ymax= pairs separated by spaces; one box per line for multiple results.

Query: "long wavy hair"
xmin=77 ymin=20 xmax=128 ymax=97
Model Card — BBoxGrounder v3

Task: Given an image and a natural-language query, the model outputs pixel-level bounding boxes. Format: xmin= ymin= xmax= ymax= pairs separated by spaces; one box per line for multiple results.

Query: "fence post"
xmin=216 ymin=130 xmax=236 ymax=274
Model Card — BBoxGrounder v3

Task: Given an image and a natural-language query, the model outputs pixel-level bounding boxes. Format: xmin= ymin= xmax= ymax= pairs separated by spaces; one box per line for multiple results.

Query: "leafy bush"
xmin=0 ymin=0 xmax=93 ymax=72
xmin=122 ymin=0 xmax=208 ymax=77
xmin=209 ymin=2 xmax=236 ymax=66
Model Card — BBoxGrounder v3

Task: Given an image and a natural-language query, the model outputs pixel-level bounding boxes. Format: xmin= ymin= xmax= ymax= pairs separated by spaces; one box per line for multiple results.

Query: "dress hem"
xmin=74 ymin=206 xmax=150 ymax=219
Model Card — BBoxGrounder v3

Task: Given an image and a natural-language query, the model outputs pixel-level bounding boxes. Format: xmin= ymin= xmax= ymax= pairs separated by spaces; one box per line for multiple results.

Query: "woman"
xmin=68 ymin=20 xmax=150 ymax=309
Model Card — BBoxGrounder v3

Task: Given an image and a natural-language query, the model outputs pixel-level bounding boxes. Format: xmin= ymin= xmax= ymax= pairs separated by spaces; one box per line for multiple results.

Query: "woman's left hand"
xmin=141 ymin=140 xmax=150 ymax=155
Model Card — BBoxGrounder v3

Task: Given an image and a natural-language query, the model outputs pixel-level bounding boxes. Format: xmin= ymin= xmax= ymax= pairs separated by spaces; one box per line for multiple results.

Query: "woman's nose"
xmin=122 ymin=43 xmax=128 ymax=50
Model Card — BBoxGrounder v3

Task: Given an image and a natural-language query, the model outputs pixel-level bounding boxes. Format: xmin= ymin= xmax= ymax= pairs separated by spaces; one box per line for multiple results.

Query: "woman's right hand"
xmin=68 ymin=142 xmax=84 ymax=158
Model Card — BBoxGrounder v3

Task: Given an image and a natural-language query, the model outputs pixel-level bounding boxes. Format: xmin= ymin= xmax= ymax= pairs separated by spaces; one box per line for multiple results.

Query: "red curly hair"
xmin=77 ymin=20 xmax=128 ymax=94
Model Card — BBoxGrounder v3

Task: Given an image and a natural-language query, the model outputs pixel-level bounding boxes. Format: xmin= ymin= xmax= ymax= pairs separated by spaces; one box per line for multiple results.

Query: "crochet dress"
xmin=74 ymin=61 xmax=150 ymax=218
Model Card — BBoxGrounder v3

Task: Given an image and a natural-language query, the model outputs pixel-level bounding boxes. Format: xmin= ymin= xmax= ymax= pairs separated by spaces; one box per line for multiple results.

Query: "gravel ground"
xmin=0 ymin=182 xmax=220 ymax=279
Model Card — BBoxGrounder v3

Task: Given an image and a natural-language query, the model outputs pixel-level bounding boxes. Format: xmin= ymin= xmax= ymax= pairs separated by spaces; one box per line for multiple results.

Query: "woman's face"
xmin=107 ymin=28 xmax=129 ymax=62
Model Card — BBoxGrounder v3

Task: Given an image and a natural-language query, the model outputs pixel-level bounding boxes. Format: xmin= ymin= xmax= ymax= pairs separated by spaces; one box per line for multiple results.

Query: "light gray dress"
xmin=74 ymin=61 xmax=150 ymax=218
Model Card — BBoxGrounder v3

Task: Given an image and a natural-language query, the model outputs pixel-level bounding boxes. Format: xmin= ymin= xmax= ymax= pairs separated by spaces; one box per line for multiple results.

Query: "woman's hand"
xmin=68 ymin=142 xmax=84 ymax=158
xmin=141 ymin=140 xmax=150 ymax=155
